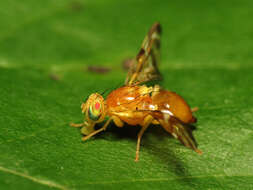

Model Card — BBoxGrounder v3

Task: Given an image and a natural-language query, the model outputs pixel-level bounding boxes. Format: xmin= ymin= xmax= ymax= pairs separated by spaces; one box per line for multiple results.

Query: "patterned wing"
xmin=125 ymin=22 xmax=162 ymax=85
xmin=159 ymin=116 xmax=202 ymax=154
xmin=133 ymin=108 xmax=202 ymax=154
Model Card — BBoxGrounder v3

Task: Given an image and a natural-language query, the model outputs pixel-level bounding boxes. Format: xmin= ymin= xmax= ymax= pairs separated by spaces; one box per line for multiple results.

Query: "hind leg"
xmin=191 ymin=107 xmax=199 ymax=112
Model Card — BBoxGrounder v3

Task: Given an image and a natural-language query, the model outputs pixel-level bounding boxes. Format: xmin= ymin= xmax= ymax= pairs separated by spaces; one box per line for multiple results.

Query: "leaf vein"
xmin=82 ymin=174 xmax=253 ymax=185
xmin=0 ymin=165 xmax=72 ymax=190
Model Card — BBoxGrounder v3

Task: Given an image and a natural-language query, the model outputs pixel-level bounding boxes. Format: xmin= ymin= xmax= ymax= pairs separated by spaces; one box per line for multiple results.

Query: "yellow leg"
xmin=152 ymin=119 xmax=159 ymax=125
xmin=135 ymin=115 xmax=154 ymax=162
xmin=82 ymin=118 xmax=112 ymax=141
xmin=80 ymin=122 xmax=95 ymax=135
xmin=112 ymin=116 xmax=124 ymax=128
xmin=191 ymin=107 xmax=199 ymax=112
xmin=70 ymin=122 xmax=84 ymax=128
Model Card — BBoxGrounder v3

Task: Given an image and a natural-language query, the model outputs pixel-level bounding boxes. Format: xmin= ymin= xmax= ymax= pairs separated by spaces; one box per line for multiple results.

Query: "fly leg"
xmin=191 ymin=107 xmax=199 ymax=112
xmin=82 ymin=118 xmax=112 ymax=141
xmin=112 ymin=116 xmax=124 ymax=128
xmin=135 ymin=115 xmax=154 ymax=162
xmin=70 ymin=122 xmax=85 ymax=127
xmin=70 ymin=121 xmax=95 ymax=136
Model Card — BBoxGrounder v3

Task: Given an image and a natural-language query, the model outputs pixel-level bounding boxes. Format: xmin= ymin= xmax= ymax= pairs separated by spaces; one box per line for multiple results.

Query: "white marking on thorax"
xmin=127 ymin=97 xmax=134 ymax=101
xmin=149 ymin=104 xmax=157 ymax=110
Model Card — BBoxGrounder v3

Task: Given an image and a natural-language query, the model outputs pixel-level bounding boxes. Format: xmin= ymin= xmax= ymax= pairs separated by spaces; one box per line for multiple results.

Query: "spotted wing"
xmin=133 ymin=107 xmax=202 ymax=154
xmin=159 ymin=115 xmax=202 ymax=154
xmin=125 ymin=22 xmax=162 ymax=85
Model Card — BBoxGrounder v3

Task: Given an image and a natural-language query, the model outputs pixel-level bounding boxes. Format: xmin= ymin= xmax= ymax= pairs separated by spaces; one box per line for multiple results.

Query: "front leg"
xmin=82 ymin=118 xmax=113 ymax=141
xmin=70 ymin=121 xmax=95 ymax=135
xmin=70 ymin=122 xmax=85 ymax=128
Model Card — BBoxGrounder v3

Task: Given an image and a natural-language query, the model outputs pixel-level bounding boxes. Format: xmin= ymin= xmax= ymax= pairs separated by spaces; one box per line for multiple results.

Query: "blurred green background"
xmin=0 ymin=0 xmax=253 ymax=189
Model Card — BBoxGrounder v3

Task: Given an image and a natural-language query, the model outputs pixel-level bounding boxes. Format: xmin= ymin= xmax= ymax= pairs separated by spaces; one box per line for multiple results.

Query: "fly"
xmin=70 ymin=22 xmax=202 ymax=161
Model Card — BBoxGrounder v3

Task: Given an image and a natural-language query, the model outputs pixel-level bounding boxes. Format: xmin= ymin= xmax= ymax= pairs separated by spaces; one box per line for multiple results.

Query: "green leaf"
xmin=1 ymin=0 xmax=253 ymax=189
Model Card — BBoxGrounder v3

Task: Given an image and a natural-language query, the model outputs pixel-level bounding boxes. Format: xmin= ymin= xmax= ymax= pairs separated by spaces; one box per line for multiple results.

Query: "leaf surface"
xmin=0 ymin=0 xmax=253 ymax=189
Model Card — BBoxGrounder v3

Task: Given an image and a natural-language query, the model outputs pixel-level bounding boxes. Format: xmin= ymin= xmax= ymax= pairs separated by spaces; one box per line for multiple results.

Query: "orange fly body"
xmin=70 ymin=22 xmax=202 ymax=161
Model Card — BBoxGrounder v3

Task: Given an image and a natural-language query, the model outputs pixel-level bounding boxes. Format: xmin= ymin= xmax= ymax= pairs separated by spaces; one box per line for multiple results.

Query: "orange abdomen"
xmin=152 ymin=90 xmax=196 ymax=124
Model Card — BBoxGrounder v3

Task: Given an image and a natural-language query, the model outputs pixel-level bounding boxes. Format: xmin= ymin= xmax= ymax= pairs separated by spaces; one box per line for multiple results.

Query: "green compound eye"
xmin=88 ymin=105 xmax=100 ymax=121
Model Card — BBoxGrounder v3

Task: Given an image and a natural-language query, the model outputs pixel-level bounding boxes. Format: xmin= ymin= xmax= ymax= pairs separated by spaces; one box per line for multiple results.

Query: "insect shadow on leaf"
xmin=143 ymin=126 xmax=200 ymax=184
xmin=95 ymin=121 xmax=201 ymax=184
